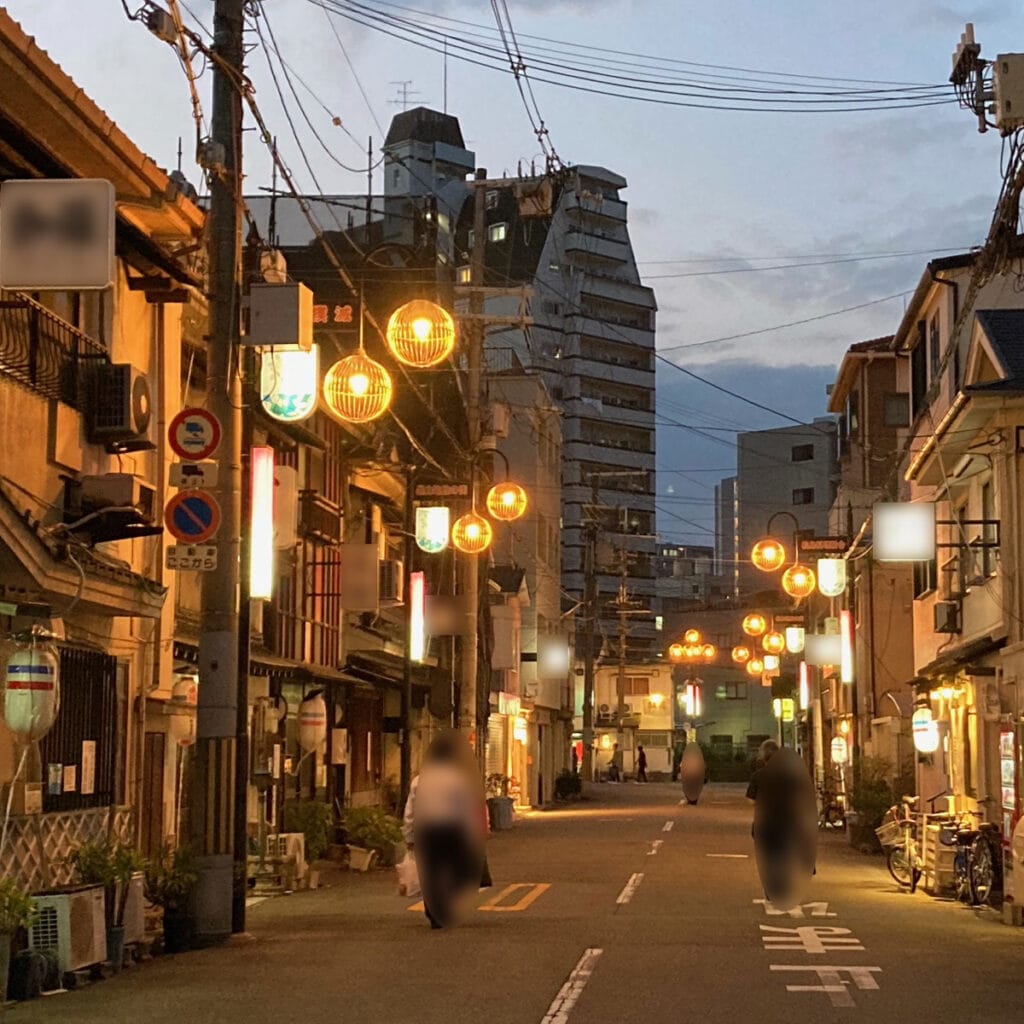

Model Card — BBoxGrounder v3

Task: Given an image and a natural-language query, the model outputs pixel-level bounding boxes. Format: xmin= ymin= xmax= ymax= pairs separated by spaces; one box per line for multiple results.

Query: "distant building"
xmin=462 ymin=166 xmax=658 ymax=659
xmin=714 ymin=475 xmax=739 ymax=598
xmin=724 ymin=418 xmax=839 ymax=599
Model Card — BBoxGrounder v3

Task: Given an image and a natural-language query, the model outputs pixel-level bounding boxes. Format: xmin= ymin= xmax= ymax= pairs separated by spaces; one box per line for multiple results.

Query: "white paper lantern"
xmin=4 ymin=645 xmax=60 ymax=740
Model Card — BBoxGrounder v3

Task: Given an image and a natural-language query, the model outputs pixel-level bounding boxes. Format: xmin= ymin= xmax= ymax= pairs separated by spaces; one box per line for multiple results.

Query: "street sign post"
xmin=169 ymin=408 xmax=222 ymax=462
xmin=169 ymin=461 xmax=219 ymax=489
xmin=164 ymin=491 xmax=221 ymax=544
xmin=166 ymin=544 xmax=218 ymax=572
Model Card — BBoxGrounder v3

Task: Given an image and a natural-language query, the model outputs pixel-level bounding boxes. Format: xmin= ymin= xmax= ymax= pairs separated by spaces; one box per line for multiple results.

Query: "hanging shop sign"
xmin=260 ymin=344 xmax=319 ymax=422
xmin=797 ymin=535 xmax=848 ymax=556
xmin=165 ymin=543 xmax=218 ymax=572
xmin=415 ymin=506 xmax=451 ymax=553
xmin=830 ymin=736 xmax=848 ymax=764
xmin=413 ymin=479 xmax=471 ymax=502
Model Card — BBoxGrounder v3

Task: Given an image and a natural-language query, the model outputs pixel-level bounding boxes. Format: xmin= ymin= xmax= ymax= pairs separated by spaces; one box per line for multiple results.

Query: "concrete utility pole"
xmin=458 ymin=170 xmax=487 ymax=753
xmin=189 ymin=0 xmax=244 ymax=944
xmin=616 ymin=544 xmax=629 ymax=734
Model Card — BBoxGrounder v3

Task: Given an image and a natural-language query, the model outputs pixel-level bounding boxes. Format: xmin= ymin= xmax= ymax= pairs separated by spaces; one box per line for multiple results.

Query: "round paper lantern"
xmin=746 ymin=658 xmax=765 ymax=677
xmin=683 ymin=643 xmax=701 ymax=659
xmin=486 ymin=482 xmax=528 ymax=521
xmin=762 ymin=631 xmax=785 ymax=655
xmin=385 ymin=299 xmax=456 ymax=367
xmin=668 ymin=643 xmax=685 ymax=661
xmin=684 ymin=629 xmax=701 ymax=645
xmin=782 ymin=563 xmax=816 ymax=599
xmin=260 ymin=345 xmax=319 ymax=422
xmin=701 ymin=643 xmax=717 ymax=660
xmin=4 ymin=644 xmax=59 ymax=740
xmin=297 ymin=692 xmax=327 ymax=753
xmin=731 ymin=645 xmax=751 ymax=664
xmin=751 ymin=538 xmax=786 ymax=572
xmin=742 ymin=613 xmax=768 ymax=637
xmin=323 ymin=351 xmax=392 ymax=423
xmin=452 ymin=511 xmax=493 ymax=554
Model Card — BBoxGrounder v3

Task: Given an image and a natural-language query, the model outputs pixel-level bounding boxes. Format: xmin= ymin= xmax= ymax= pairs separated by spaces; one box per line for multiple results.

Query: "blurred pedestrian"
xmin=636 ymin=744 xmax=648 ymax=783
xmin=403 ymin=731 xmax=484 ymax=929
xmin=746 ymin=741 xmax=816 ymax=906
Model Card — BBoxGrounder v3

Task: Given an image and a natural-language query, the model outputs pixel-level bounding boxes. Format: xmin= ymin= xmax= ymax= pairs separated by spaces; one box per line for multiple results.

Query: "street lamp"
xmin=751 ymin=511 xmax=818 ymax=599
xmin=731 ymin=644 xmax=751 ymax=664
xmin=486 ymin=482 xmax=528 ymax=522
xmin=746 ymin=657 xmax=765 ymax=677
xmin=782 ymin=563 xmax=816 ymax=599
xmin=761 ymin=631 xmax=785 ymax=655
xmin=452 ymin=510 xmax=493 ymax=554
xmin=385 ymin=298 xmax=456 ymax=367
xmin=751 ymin=538 xmax=786 ymax=572
xmin=323 ymin=349 xmax=392 ymax=424
xmin=742 ymin=613 xmax=768 ymax=637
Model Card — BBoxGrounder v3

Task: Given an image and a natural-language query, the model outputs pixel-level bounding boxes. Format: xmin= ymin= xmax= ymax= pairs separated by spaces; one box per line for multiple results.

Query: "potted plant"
xmin=342 ymin=807 xmax=403 ymax=871
xmin=0 ymin=879 xmax=35 ymax=1001
xmin=485 ymin=774 xmax=514 ymax=831
xmin=283 ymin=800 xmax=334 ymax=863
xmin=144 ymin=846 xmax=197 ymax=954
xmin=554 ymin=769 xmax=582 ymax=802
xmin=71 ymin=840 xmax=144 ymax=972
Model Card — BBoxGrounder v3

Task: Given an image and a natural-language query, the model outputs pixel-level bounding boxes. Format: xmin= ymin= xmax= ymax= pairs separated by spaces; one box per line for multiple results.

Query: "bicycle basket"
xmin=875 ymin=820 xmax=903 ymax=846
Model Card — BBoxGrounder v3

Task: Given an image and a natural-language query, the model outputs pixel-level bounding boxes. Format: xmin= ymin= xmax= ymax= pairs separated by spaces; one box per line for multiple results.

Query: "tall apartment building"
xmin=714 ymin=475 xmax=739 ymax=598
xmin=716 ymin=419 xmax=838 ymax=599
xmin=462 ymin=165 xmax=658 ymax=657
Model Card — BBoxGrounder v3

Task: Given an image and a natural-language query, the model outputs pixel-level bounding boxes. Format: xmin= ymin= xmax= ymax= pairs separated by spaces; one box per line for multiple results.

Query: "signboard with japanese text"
xmin=166 ymin=544 xmax=218 ymax=572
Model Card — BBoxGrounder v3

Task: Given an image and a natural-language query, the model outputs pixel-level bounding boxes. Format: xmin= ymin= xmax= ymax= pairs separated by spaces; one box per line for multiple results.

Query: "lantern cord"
xmin=60 ymin=550 xmax=87 ymax=622
xmin=0 ymin=745 xmax=29 ymax=876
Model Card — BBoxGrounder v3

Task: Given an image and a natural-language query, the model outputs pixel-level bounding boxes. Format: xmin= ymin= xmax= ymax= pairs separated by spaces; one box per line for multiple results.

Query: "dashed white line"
xmin=662 ymin=821 xmax=674 ymax=832
xmin=706 ymin=853 xmax=749 ymax=859
xmin=540 ymin=948 xmax=603 ymax=1024
xmin=647 ymin=840 xmax=664 ymax=856
xmin=616 ymin=872 xmax=644 ymax=904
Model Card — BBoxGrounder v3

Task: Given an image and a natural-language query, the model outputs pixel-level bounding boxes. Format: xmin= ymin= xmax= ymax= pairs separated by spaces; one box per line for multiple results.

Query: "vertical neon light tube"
xmin=839 ymin=609 xmax=854 ymax=684
xmin=409 ymin=571 xmax=426 ymax=662
xmin=799 ymin=661 xmax=810 ymax=711
xmin=250 ymin=446 xmax=275 ymax=599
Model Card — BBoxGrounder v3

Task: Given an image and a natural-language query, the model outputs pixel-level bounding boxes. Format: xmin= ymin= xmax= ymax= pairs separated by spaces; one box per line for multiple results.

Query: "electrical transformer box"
xmin=247 ymin=282 xmax=313 ymax=350
xmin=992 ymin=54 xmax=1024 ymax=132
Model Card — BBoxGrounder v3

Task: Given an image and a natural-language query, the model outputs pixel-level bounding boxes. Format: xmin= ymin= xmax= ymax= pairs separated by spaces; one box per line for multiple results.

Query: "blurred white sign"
xmin=0 ymin=179 xmax=115 ymax=289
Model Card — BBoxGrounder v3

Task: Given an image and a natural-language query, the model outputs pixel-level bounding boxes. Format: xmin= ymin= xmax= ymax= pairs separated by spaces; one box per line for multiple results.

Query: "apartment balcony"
xmin=568 ymin=355 xmax=653 ymax=390
xmin=567 ymin=313 xmax=653 ymax=345
xmin=0 ymin=292 xmax=108 ymax=408
xmin=580 ymin=273 xmax=655 ymax=308
xmin=564 ymin=231 xmax=629 ymax=266
xmin=565 ymin=192 xmax=628 ymax=223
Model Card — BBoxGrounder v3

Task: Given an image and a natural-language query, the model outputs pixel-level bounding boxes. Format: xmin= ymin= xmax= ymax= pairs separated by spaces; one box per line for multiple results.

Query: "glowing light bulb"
xmin=348 ymin=372 xmax=370 ymax=396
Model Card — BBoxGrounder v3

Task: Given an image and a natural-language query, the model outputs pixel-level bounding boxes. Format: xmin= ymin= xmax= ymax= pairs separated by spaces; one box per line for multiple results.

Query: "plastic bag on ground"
xmin=397 ymin=851 xmax=421 ymax=898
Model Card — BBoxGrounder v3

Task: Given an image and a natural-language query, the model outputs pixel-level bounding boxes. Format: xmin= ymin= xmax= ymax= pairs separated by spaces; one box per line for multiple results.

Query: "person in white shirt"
xmin=403 ymin=731 xmax=485 ymax=929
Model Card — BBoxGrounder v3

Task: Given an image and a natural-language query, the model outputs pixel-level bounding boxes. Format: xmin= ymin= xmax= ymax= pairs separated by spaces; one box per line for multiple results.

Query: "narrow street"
xmin=9 ymin=784 xmax=1021 ymax=1024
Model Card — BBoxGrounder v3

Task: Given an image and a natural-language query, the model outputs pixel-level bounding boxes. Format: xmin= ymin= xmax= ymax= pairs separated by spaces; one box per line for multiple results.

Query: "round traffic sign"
xmin=164 ymin=491 xmax=221 ymax=543
xmin=169 ymin=407 xmax=222 ymax=462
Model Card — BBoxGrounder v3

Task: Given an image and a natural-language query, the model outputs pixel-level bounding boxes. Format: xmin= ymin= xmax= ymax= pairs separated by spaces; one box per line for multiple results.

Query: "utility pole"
xmin=400 ymin=466 xmax=415 ymax=806
xmin=189 ymin=0 xmax=244 ymax=944
xmin=616 ymin=541 xmax=629 ymax=738
xmin=458 ymin=170 xmax=487 ymax=754
xmin=581 ymin=475 xmax=599 ymax=782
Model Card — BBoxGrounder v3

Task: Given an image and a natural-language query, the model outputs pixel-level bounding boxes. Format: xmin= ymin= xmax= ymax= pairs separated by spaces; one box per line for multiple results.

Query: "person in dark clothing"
xmin=636 ymin=744 xmax=648 ymax=783
xmin=746 ymin=741 xmax=816 ymax=906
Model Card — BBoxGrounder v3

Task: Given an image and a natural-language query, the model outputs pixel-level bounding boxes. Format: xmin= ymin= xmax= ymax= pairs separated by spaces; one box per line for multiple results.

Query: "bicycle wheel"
xmin=969 ymin=837 xmax=996 ymax=906
xmin=887 ymin=846 xmax=913 ymax=888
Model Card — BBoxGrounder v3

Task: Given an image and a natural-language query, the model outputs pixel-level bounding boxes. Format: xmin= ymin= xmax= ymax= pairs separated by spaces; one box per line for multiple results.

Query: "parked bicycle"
xmin=877 ymin=795 xmax=923 ymax=892
xmin=940 ymin=807 xmax=1004 ymax=908
xmin=817 ymin=788 xmax=846 ymax=830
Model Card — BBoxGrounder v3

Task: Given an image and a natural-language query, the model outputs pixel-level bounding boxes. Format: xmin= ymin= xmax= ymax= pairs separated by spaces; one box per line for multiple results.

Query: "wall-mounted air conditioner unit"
xmin=85 ymin=363 xmax=153 ymax=448
xmin=934 ymin=601 xmax=961 ymax=634
xmin=380 ymin=559 xmax=404 ymax=605
xmin=29 ymin=885 xmax=107 ymax=975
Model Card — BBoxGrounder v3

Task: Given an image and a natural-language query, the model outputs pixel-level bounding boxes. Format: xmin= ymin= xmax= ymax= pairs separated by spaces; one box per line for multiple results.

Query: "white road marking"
xmin=769 ymin=965 xmax=881 ymax=1008
xmin=760 ymin=925 xmax=864 ymax=954
xmin=616 ymin=873 xmax=644 ymax=904
xmin=646 ymin=840 xmax=664 ymax=856
xmin=540 ymin=948 xmax=603 ymax=1024
xmin=662 ymin=821 xmax=674 ymax=832
xmin=753 ymin=899 xmax=836 ymax=918
xmin=706 ymin=853 xmax=749 ymax=859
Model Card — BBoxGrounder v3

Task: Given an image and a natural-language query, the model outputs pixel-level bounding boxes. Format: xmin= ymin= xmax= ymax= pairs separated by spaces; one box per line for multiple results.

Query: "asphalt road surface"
xmin=10 ymin=783 xmax=1022 ymax=1023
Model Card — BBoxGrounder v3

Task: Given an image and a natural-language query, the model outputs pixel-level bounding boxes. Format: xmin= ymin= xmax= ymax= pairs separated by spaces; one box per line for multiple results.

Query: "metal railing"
xmin=0 ymin=292 xmax=107 ymax=408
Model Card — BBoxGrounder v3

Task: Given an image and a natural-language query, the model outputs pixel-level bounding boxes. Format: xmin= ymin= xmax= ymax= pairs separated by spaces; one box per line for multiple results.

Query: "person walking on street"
xmin=636 ymin=744 xmax=648 ymax=783
xmin=403 ymin=731 xmax=484 ymax=929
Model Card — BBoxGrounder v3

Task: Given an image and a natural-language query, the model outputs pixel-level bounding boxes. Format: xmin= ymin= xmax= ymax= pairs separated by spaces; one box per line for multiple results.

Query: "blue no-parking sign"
xmin=164 ymin=490 xmax=221 ymax=544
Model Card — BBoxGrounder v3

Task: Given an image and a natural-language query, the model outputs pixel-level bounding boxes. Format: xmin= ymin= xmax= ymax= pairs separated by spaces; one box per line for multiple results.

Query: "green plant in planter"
xmin=553 ymin=769 xmax=582 ymax=801
xmin=283 ymin=800 xmax=334 ymax=862
xmin=71 ymin=840 xmax=145 ymax=928
xmin=485 ymin=774 xmax=510 ymax=799
xmin=0 ymin=878 xmax=36 ymax=935
xmin=341 ymin=807 xmax=403 ymax=855
xmin=144 ymin=845 xmax=198 ymax=913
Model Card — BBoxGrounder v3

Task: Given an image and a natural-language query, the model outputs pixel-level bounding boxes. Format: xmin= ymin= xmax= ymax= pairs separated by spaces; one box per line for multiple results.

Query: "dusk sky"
xmin=5 ymin=0 xmax=1018 ymax=542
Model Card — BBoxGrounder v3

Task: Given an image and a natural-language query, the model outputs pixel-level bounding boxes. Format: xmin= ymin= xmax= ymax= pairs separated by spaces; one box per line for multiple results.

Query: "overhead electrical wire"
xmin=331 ymin=0 xmax=940 ymax=90
xmin=638 ymin=246 xmax=972 ymax=266
xmin=310 ymin=0 xmax=954 ymax=113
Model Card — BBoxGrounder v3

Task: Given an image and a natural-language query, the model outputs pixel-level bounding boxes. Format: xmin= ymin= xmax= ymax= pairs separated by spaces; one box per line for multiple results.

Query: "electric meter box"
xmin=247 ymin=282 xmax=313 ymax=350
xmin=992 ymin=54 xmax=1024 ymax=132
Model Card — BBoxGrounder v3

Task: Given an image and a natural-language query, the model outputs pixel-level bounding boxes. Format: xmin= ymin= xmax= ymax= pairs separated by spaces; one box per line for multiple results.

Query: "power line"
xmin=638 ymin=246 xmax=972 ymax=266
xmin=656 ymin=289 xmax=913 ymax=354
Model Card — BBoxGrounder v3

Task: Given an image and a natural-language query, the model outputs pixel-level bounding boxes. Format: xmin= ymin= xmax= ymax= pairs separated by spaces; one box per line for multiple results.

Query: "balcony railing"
xmin=0 ymin=292 xmax=107 ymax=408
